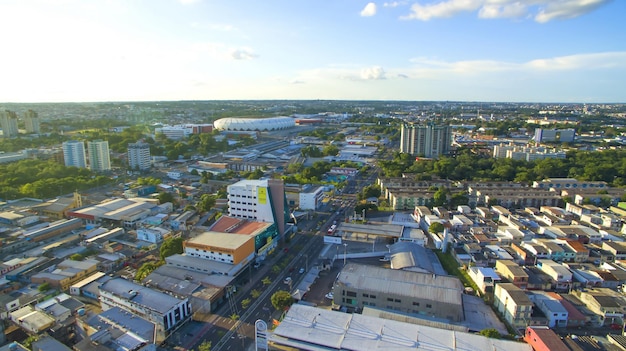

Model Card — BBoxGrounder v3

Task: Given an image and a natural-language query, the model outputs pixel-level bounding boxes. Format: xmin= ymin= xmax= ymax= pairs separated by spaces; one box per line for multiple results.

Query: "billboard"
xmin=324 ymin=236 xmax=342 ymax=244
xmin=257 ymin=187 xmax=267 ymax=205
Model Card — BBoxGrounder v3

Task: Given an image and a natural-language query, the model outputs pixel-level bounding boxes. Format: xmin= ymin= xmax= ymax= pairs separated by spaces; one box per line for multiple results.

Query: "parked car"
xmin=325 ymin=292 xmax=334 ymax=299
xmin=299 ymin=268 xmax=305 ymax=274
xmin=284 ymin=277 xmax=292 ymax=285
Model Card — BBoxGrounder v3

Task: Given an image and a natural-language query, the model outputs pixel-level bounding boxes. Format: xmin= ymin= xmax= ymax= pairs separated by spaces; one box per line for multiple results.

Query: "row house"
xmin=530 ymin=293 xmax=569 ymax=328
xmin=547 ymin=292 xmax=588 ymax=327
xmin=563 ymin=240 xmax=589 ymax=263
xmin=575 ymin=288 xmax=626 ymax=327
xmin=522 ymin=242 xmax=549 ymax=260
xmin=481 ymin=189 xmax=562 ymax=209
xmin=539 ymin=206 xmax=576 ymax=221
xmin=468 ymin=266 xmax=501 ymax=295
xmin=537 ymin=259 xmax=573 ymax=291
xmin=602 ymin=241 xmax=626 ymax=260
xmin=494 ymin=283 xmax=534 ymax=329
xmin=510 ymin=243 xmax=536 ymax=266
xmin=495 ymin=260 xmax=529 ymax=289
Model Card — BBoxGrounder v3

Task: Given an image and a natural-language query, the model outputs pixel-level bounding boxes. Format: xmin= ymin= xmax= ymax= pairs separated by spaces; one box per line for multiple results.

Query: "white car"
xmin=283 ymin=277 xmax=292 ymax=285
xmin=299 ymin=268 xmax=305 ymax=274
xmin=325 ymin=292 xmax=334 ymax=299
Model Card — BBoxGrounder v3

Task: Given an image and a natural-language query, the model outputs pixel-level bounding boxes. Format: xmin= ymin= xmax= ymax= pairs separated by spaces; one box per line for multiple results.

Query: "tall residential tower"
xmin=62 ymin=140 xmax=87 ymax=168
xmin=87 ymin=140 xmax=111 ymax=171
xmin=0 ymin=110 xmax=19 ymax=138
xmin=24 ymin=109 xmax=40 ymax=134
xmin=400 ymin=123 xmax=451 ymax=158
xmin=127 ymin=142 xmax=151 ymax=171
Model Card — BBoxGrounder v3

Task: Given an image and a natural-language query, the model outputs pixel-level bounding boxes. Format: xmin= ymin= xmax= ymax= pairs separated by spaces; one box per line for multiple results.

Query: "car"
xmin=289 ymin=267 xmax=294 ymax=273
xmin=283 ymin=248 xmax=289 ymax=253
xmin=299 ymin=268 xmax=305 ymax=274
xmin=253 ymin=262 xmax=261 ymax=269
xmin=325 ymin=292 xmax=334 ymax=299
xmin=379 ymin=257 xmax=390 ymax=262
xmin=283 ymin=277 xmax=292 ymax=285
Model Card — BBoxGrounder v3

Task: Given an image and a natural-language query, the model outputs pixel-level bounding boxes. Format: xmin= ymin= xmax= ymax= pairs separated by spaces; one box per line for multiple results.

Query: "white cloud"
xmin=535 ymin=0 xmax=612 ymax=23
xmin=230 ymin=48 xmax=258 ymax=60
xmin=478 ymin=2 xmax=529 ymax=19
xmin=400 ymin=0 xmax=612 ymax=22
xmin=360 ymin=66 xmax=387 ymax=79
xmin=384 ymin=1 xmax=406 ymax=7
xmin=406 ymin=51 xmax=626 ymax=75
xmin=360 ymin=2 xmax=377 ymax=17
xmin=290 ymin=79 xmax=306 ymax=84
xmin=178 ymin=0 xmax=201 ymax=5
xmin=191 ymin=22 xmax=236 ymax=32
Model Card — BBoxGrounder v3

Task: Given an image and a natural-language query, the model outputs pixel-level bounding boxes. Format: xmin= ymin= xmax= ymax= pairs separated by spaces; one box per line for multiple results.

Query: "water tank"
xmin=77 ymin=308 xmax=86 ymax=316
xmin=9 ymin=342 xmax=18 ymax=351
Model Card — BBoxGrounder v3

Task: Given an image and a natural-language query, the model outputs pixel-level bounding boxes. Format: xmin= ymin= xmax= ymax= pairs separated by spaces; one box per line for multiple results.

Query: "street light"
xmin=343 ymin=243 xmax=348 ymax=266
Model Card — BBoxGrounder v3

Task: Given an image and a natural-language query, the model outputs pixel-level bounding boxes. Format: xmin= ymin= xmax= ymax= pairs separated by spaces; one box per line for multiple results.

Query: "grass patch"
xmin=435 ymin=250 xmax=480 ymax=293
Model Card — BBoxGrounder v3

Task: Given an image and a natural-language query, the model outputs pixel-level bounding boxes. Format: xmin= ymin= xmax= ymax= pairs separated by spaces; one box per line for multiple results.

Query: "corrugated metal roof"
xmin=337 ymin=263 xmax=463 ymax=305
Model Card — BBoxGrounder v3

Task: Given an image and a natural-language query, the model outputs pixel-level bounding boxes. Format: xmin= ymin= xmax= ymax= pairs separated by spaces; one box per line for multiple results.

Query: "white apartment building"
xmin=87 ymin=140 xmax=111 ymax=171
xmin=299 ymin=185 xmax=325 ymax=210
xmin=62 ymin=140 xmax=87 ymax=168
xmin=127 ymin=142 xmax=151 ymax=171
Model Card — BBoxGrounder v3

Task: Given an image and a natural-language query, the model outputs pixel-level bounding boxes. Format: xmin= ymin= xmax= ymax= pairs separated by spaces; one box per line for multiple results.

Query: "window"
xmin=387 ymin=298 xmax=394 ymax=302
xmin=394 ymin=299 xmax=401 ymax=303
xmin=370 ymin=295 xmax=376 ymax=299
xmin=412 ymin=302 xmax=420 ymax=306
xmin=363 ymin=293 xmax=369 ymax=298
xmin=426 ymin=304 xmax=432 ymax=308
xmin=346 ymin=291 xmax=357 ymax=297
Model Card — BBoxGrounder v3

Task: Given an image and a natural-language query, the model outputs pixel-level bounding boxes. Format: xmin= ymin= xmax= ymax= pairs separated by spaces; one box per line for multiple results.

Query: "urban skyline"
xmin=1 ymin=0 xmax=625 ymax=104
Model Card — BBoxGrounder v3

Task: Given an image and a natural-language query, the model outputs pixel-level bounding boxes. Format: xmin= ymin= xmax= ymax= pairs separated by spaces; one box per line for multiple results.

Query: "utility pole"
xmin=343 ymin=243 xmax=348 ymax=266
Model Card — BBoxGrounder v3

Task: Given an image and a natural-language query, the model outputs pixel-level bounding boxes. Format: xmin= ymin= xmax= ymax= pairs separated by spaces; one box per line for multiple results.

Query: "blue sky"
xmin=1 ymin=0 xmax=624 ymax=103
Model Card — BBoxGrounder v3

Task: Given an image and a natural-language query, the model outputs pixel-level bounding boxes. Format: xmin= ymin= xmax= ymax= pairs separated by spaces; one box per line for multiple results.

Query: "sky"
xmin=1 ymin=0 xmax=625 ymax=103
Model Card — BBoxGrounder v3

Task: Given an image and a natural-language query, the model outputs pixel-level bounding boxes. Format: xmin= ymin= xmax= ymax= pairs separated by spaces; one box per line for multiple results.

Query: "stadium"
xmin=213 ymin=116 xmax=295 ymax=131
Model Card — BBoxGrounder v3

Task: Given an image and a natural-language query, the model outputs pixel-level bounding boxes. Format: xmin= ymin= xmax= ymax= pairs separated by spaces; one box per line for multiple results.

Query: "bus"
xmin=327 ymin=224 xmax=337 ymax=235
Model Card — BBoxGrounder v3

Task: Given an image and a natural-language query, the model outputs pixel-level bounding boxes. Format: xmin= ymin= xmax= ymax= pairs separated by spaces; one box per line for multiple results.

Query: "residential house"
xmin=495 ymin=260 xmax=529 ymax=289
xmin=494 ymin=283 xmax=533 ymax=329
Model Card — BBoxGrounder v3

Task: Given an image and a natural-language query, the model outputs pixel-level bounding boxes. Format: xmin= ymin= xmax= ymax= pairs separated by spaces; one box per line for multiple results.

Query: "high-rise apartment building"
xmin=87 ymin=140 xmax=111 ymax=171
xmin=127 ymin=142 xmax=151 ymax=171
xmin=62 ymin=140 xmax=87 ymax=168
xmin=400 ymin=123 xmax=451 ymax=158
xmin=0 ymin=110 xmax=19 ymax=138
xmin=24 ymin=109 xmax=40 ymax=134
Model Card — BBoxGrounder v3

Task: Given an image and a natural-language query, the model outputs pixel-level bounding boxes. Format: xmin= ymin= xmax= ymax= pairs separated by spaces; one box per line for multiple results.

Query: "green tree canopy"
xmin=429 ymin=222 xmax=444 ymax=234
xmin=478 ymin=328 xmax=501 ymax=339
xmin=271 ymin=290 xmax=294 ymax=311
xmin=160 ymin=237 xmax=184 ymax=260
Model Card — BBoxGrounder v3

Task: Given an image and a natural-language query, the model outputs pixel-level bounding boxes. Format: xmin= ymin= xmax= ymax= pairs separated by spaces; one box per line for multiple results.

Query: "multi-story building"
xmin=0 ymin=110 xmax=19 ymax=138
xmin=494 ymin=283 xmax=533 ymax=329
xmin=534 ymin=128 xmax=576 ymax=143
xmin=495 ymin=260 xmax=529 ymax=289
xmin=127 ymin=142 xmax=151 ymax=171
xmin=227 ymin=179 xmax=289 ymax=237
xmin=400 ymin=122 xmax=451 ymax=158
xmin=23 ymin=109 xmax=40 ymax=134
xmin=183 ymin=231 xmax=255 ymax=266
xmin=98 ymin=278 xmax=191 ymax=343
xmin=332 ymin=263 xmax=464 ymax=322
xmin=298 ymin=185 xmax=325 ymax=210
xmin=536 ymin=259 xmax=573 ymax=291
xmin=87 ymin=140 xmax=111 ymax=172
xmin=62 ymin=140 xmax=87 ymax=168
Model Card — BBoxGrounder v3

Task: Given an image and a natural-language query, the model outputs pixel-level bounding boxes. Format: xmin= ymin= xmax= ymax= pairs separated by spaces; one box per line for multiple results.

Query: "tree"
xmin=160 ymin=237 xmax=183 ymax=260
xmin=262 ymin=277 xmax=272 ymax=286
xmin=429 ymin=222 xmax=444 ymax=234
xmin=157 ymin=191 xmax=175 ymax=204
xmin=241 ymin=298 xmax=251 ymax=309
xmin=135 ymin=261 xmax=163 ymax=281
xmin=271 ymin=290 xmax=294 ymax=311
xmin=251 ymin=289 xmax=261 ymax=299
xmin=38 ymin=282 xmax=51 ymax=292
xmin=70 ymin=253 xmax=84 ymax=261
xmin=197 ymin=340 xmax=212 ymax=351
xmin=479 ymin=328 xmax=501 ymax=339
